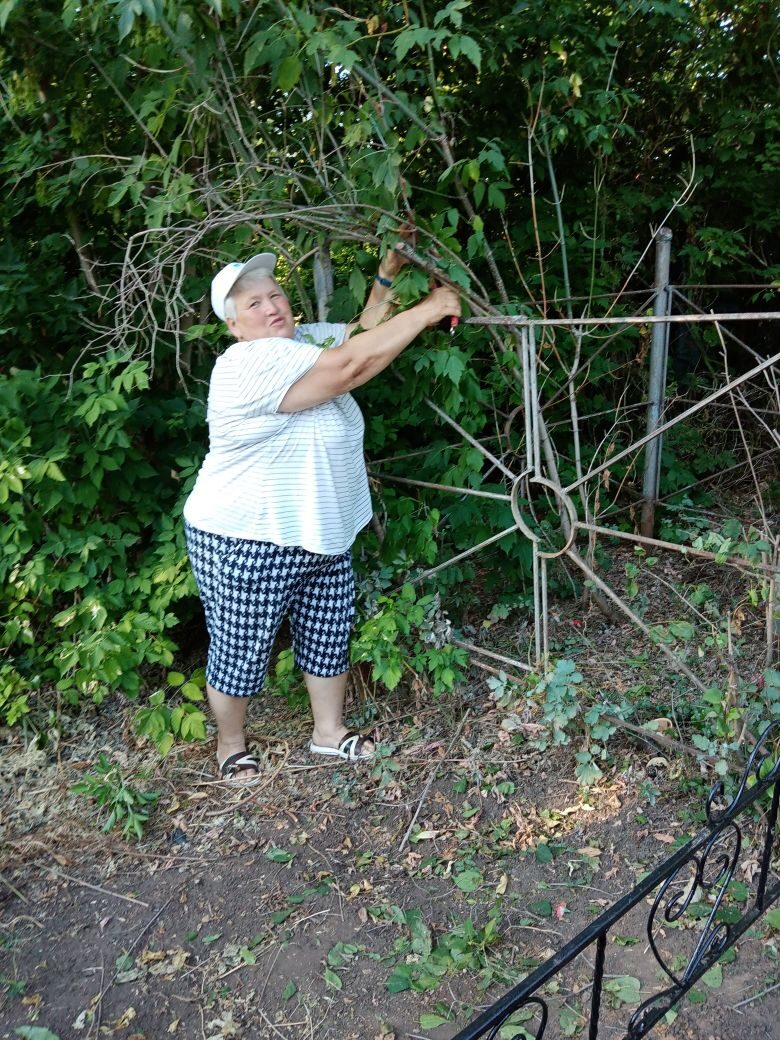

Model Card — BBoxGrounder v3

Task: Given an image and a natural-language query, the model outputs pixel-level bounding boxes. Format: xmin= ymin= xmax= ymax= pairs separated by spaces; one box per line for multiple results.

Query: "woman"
xmin=183 ymin=244 xmax=460 ymax=783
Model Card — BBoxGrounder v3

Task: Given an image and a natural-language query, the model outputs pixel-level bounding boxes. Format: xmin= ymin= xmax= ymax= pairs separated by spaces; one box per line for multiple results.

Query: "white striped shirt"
xmin=183 ymin=323 xmax=372 ymax=555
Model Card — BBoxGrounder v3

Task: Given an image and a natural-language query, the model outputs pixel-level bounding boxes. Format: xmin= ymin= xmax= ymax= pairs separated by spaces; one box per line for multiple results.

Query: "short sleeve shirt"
xmin=183 ymin=323 xmax=372 ymax=555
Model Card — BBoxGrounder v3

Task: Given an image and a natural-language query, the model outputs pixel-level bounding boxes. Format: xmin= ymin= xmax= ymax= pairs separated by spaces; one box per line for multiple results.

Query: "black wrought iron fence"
xmin=452 ymin=721 xmax=780 ymax=1040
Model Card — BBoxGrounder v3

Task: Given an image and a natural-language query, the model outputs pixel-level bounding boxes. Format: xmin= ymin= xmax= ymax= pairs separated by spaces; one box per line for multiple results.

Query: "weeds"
xmin=0 ymin=974 xmax=26 ymax=1000
xmin=72 ymin=753 xmax=160 ymax=840
xmin=385 ymin=905 xmax=511 ymax=994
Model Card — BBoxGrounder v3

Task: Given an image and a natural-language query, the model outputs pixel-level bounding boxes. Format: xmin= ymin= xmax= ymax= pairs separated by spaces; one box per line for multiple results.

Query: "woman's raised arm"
xmin=279 ymin=286 xmax=460 ymax=413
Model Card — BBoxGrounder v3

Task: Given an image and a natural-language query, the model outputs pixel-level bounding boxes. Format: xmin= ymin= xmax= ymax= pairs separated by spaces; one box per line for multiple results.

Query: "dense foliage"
xmin=0 ymin=0 xmax=777 ymax=735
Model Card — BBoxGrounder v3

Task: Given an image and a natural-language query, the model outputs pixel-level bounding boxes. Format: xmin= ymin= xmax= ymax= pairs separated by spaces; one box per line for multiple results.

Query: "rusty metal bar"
xmin=520 ymin=326 xmax=534 ymax=472
xmin=404 ymin=524 xmax=520 ymax=588
xmin=529 ymin=324 xmax=541 ymax=475
xmin=674 ymin=396 xmax=779 ymax=417
xmin=370 ymin=433 xmax=506 ymax=467
xmin=593 ymin=447 xmax=778 ymax=523
xmin=671 ymin=287 xmax=765 ymax=364
xmin=675 ymin=283 xmax=780 ymax=290
xmin=541 ymin=555 xmax=549 ymax=664
xmin=451 ymin=639 xmax=535 ymax=674
xmin=368 ymin=471 xmax=511 ymax=503
xmin=466 ymin=312 xmax=780 ymax=328
xmin=421 ymin=393 xmax=518 ymax=481
xmin=576 ymin=522 xmax=780 ymax=576
xmin=640 ymin=228 xmax=673 ymax=536
xmin=565 ymin=551 xmax=709 ymax=694
xmin=532 ymin=543 xmax=542 ymax=666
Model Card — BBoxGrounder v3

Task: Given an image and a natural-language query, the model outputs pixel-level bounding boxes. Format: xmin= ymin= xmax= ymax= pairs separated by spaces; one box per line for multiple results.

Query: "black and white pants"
xmin=185 ymin=523 xmax=355 ymax=698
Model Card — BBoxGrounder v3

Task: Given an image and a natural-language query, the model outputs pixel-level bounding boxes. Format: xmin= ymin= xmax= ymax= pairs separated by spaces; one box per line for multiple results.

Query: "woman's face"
xmin=226 ymin=276 xmax=295 ymax=341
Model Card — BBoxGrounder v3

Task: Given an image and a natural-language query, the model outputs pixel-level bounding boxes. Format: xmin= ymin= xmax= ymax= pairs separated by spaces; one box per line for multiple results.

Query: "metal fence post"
xmin=640 ymin=228 xmax=673 ymax=536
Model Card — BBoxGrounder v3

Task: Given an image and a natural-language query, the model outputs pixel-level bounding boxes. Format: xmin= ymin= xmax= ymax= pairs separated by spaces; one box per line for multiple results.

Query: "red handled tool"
xmin=431 ymin=274 xmax=459 ymax=336
xmin=437 ymin=314 xmax=459 ymax=335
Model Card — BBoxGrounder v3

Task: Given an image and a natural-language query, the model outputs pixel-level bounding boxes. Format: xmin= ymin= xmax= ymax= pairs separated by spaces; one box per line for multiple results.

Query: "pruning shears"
xmin=441 ymin=313 xmax=460 ymax=337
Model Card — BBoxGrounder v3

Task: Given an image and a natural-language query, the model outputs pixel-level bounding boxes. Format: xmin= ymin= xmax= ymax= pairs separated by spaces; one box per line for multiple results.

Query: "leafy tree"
xmin=0 ymin=0 xmax=776 ymax=729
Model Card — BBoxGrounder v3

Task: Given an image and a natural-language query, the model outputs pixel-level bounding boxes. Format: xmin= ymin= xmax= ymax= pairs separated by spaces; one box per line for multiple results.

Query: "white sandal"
xmin=309 ymin=731 xmax=375 ymax=762
xmin=217 ymin=751 xmax=262 ymax=786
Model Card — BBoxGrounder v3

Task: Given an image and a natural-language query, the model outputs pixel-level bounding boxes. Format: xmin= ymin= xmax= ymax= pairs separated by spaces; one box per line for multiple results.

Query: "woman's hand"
xmin=380 ymin=222 xmax=415 ymax=279
xmin=418 ymin=285 xmax=461 ymax=327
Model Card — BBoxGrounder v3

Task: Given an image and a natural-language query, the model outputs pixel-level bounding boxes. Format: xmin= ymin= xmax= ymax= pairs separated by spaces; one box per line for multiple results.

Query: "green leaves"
xmin=386 ymin=966 xmax=413 ymax=993
xmin=135 ymin=668 xmax=207 ymax=755
xmin=448 ymin=35 xmax=482 ymax=71
xmin=349 ymin=265 xmax=367 ymax=305
xmin=435 ymin=349 xmax=467 ymax=386
xmin=265 ymin=847 xmax=295 ymax=864
xmin=276 ymin=55 xmax=302 ymax=92
xmin=529 ymin=899 xmax=552 ymax=917
xmin=575 ymin=753 xmax=603 ymax=787
xmin=453 ymin=867 xmax=484 ymax=892
xmin=405 ymin=910 xmax=433 ymax=956
xmin=72 ymin=754 xmax=161 ymax=841
xmin=394 ymin=27 xmax=444 ymax=62
xmin=535 ymin=842 xmax=554 ymax=864
xmin=0 ymin=354 xmax=204 ymax=730
xmin=321 ymin=942 xmax=361 ymax=991
xmin=386 ymin=911 xmax=502 ymax=995
xmin=393 ymin=11 xmax=481 ymax=70
xmin=351 ymin=583 xmax=467 ymax=699
xmin=420 ymin=1012 xmax=451 ymax=1029
xmin=323 ymin=966 xmax=342 ymax=990
xmin=604 ymin=975 xmax=641 ymax=1008
xmin=530 ymin=659 xmax=583 ymax=749
xmin=701 ymin=963 xmax=722 ymax=989
xmin=559 ymin=1006 xmax=583 ymax=1036
xmin=433 ymin=0 xmax=472 ymax=29
xmin=0 ymin=0 xmax=23 ymax=32
xmin=112 ymin=0 xmax=163 ymax=41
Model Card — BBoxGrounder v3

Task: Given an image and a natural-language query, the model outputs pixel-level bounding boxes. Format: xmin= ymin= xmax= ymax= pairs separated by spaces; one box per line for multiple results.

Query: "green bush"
xmin=351 ymin=582 xmax=469 ymax=697
xmin=134 ymin=668 xmax=209 ymax=755
xmin=0 ymin=353 xmax=474 ymax=735
xmin=0 ymin=356 xmax=203 ymax=727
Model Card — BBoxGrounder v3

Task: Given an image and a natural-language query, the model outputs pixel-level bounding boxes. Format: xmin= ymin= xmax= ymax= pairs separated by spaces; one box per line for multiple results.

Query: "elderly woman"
xmin=183 ymin=245 xmax=460 ymax=783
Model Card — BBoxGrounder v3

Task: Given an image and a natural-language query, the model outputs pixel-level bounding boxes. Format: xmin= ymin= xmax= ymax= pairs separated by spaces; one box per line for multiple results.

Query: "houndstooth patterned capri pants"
xmin=185 ymin=522 xmax=355 ymax=698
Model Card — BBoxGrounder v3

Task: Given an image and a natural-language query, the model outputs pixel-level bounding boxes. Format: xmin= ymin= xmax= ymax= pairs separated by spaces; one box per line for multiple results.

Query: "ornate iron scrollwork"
xmin=452 ymin=721 xmax=780 ymax=1040
xmin=646 ymin=822 xmax=740 ymax=988
xmin=706 ymin=720 xmax=780 ymax=825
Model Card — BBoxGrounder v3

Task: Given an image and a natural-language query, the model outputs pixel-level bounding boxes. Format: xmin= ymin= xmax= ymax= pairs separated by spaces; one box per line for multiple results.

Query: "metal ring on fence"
xmin=510 ymin=475 xmax=578 ymax=560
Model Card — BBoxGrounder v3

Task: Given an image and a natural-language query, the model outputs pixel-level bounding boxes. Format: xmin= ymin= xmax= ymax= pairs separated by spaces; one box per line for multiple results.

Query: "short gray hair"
xmin=223 ymin=269 xmax=281 ymax=320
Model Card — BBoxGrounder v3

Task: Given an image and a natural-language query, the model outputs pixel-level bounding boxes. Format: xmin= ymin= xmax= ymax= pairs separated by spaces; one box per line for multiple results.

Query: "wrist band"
xmin=375 ymin=273 xmax=393 ymax=288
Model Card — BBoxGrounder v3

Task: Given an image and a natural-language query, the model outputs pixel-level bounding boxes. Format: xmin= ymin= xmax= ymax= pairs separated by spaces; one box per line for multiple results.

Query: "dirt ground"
xmin=2 ymin=619 xmax=780 ymax=1040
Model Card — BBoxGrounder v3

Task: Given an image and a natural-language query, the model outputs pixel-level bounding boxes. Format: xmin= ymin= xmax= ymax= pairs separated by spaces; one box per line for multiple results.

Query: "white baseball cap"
xmin=210 ymin=252 xmax=277 ymax=320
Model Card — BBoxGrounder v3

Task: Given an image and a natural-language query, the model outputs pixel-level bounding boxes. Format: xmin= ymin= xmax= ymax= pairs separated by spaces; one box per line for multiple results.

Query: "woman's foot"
xmin=309 ymin=728 xmax=375 ymax=762
xmin=216 ymin=739 xmax=261 ymax=785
